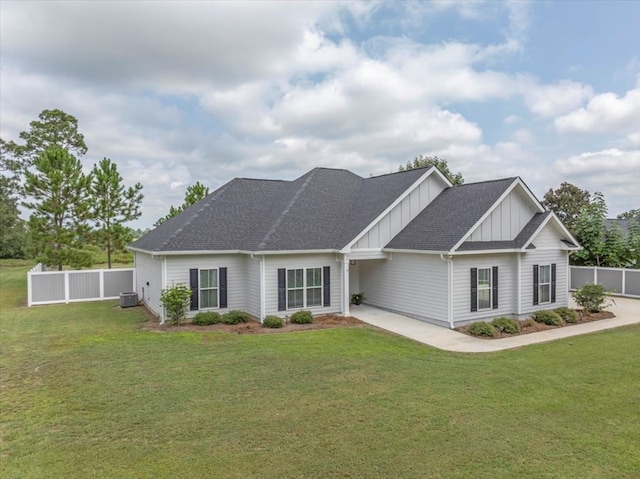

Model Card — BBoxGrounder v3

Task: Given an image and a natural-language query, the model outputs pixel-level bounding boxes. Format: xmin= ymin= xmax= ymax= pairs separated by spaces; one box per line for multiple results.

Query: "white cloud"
xmin=524 ymin=80 xmax=593 ymax=117
xmin=554 ymin=82 xmax=640 ymax=134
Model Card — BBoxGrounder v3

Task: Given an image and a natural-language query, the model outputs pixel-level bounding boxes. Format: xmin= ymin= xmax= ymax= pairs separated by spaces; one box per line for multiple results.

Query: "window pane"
xmin=478 ymin=268 xmax=491 ymax=287
xmin=307 ymin=287 xmax=322 ymax=307
xmin=200 ymin=269 xmax=217 ymax=289
xmin=288 ymin=289 xmax=303 ymax=309
xmin=478 ymin=289 xmax=491 ymax=310
xmin=288 ymin=269 xmax=303 ymax=288
xmin=539 ymin=265 xmax=550 ymax=284
xmin=200 ymin=288 xmax=218 ymax=309
xmin=307 ymin=268 xmax=321 ymax=287
xmin=540 ymin=284 xmax=550 ymax=304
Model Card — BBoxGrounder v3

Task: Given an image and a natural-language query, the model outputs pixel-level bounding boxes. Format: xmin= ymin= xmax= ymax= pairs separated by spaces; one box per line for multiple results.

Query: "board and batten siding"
xmin=452 ymin=253 xmax=516 ymax=324
xmin=263 ymin=254 xmax=342 ymax=317
xmin=358 ymin=253 xmax=448 ymax=325
xmin=520 ymin=249 xmax=569 ymax=314
xmin=353 ymin=175 xmax=446 ymax=250
xmin=164 ymin=254 xmax=247 ymax=316
xmin=468 ymin=188 xmax=536 ymax=242
xmin=135 ymin=252 xmax=163 ymax=317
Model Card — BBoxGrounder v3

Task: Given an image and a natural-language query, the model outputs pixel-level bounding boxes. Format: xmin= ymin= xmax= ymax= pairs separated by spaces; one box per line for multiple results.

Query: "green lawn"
xmin=1 ymin=263 xmax=639 ymax=478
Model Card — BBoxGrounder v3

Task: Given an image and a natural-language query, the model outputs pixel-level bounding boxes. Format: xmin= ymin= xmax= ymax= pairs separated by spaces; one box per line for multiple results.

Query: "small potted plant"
xmin=350 ymin=292 xmax=365 ymax=305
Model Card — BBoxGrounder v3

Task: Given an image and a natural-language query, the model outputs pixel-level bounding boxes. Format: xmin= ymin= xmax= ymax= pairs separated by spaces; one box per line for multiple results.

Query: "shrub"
xmin=554 ymin=306 xmax=579 ymax=324
xmin=192 ymin=311 xmax=221 ymax=326
xmin=531 ymin=310 xmax=562 ymax=326
xmin=263 ymin=315 xmax=284 ymax=329
xmin=159 ymin=283 xmax=192 ymax=326
xmin=222 ymin=310 xmax=249 ymax=325
xmin=522 ymin=318 xmax=535 ymax=328
xmin=468 ymin=321 xmax=496 ymax=337
xmin=571 ymin=283 xmax=613 ymax=313
xmin=290 ymin=310 xmax=313 ymax=324
xmin=491 ymin=317 xmax=521 ymax=334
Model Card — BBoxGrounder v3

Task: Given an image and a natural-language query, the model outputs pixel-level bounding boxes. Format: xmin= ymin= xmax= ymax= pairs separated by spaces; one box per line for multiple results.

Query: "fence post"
xmin=64 ymin=271 xmax=70 ymax=304
xmin=622 ymin=269 xmax=626 ymax=296
xmin=99 ymin=270 xmax=105 ymax=300
xmin=27 ymin=270 xmax=32 ymax=307
xmin=594 ymin=268 xmax=598 ymax=286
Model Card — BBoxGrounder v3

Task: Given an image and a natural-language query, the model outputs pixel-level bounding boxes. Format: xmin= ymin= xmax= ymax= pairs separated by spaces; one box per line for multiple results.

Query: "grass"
xmin=1 ymin=263 xmax=639 ymax=478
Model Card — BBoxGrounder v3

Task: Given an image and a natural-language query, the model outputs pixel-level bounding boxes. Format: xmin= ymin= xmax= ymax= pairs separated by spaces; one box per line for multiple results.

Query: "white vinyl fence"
xmin=28 ymin=263 xmax=135 ymax=306
xmin=570 ymin=266 xmax=640 ymax=298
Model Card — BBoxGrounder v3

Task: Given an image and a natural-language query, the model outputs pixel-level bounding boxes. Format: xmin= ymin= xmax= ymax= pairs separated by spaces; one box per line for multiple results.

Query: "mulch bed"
xmin=142 ymin=312 xmax=366 ymax=334
xmin=455 ymin=310 xmax=616 ymax=339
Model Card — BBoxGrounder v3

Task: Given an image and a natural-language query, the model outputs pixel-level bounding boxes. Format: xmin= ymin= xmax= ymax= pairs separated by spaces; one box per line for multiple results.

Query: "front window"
xmin=287 ymin=268 xmax=322 ymax=309
xmin=539 ymin=265 xmax=551 ymax=304
xmin=200 ymin=269 xmax=218 ymax=309
xmin=477 ymin=268 xmax=491 ymax=310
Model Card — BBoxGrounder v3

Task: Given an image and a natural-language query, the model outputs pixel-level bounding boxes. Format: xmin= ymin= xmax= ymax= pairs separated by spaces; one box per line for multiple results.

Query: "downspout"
xmin=440 ymin=254 xmax=454 ymax=329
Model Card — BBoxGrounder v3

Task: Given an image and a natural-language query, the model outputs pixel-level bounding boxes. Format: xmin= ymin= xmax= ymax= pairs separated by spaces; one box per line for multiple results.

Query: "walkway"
xmin=351 ymin=297 xmax=640 ymax=353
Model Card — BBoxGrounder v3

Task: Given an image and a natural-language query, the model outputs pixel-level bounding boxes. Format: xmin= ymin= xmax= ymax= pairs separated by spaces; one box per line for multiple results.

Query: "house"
xmin=128 ymin=166 xmax=580 ymax=327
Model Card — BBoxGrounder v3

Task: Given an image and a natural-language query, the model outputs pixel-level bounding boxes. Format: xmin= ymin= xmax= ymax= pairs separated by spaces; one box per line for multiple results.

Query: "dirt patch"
xmin=142 ymin=312 xmax=367 ymax=334
xmin=455 ymin=310 xmax=616 ymax=339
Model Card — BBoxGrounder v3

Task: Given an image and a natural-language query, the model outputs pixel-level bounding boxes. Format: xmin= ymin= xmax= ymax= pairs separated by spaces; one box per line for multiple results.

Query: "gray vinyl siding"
xmin=264 ymin=254 xmax=341 ymax=317
xmin=135 ymin=252 xmax=163 ymax=317
xmin=469 ymin=188 xmax=536 ymax=241
xmin=452 ymin=254 xmax=516 ymax=325
xmin=353 ymin=175 xmax=446 ymax=249
xmin=245 ymin=256 xmax=261 ymax=319
xmin=359 ymin=253 xmax=448 ymax=325
xmin=521 ymin=249 xmax=569 ymax=314
xmin=164 ymin=254 xmax=247 ymax=317
xmin=530 ymin=221 xmax=563 ymax=248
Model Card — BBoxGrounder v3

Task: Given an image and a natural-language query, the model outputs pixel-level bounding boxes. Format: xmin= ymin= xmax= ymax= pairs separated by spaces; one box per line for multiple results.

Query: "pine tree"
xmin=90 ymin=158 xmax=144 ymax=268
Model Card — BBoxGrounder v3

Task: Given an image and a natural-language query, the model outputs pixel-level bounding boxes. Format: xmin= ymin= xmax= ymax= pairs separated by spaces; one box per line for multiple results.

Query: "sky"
xmin=1 ymin=0 xmax=639 ymax=229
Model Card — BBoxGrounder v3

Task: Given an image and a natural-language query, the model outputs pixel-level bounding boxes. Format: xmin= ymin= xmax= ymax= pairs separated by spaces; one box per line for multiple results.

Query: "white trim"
xmin=538 ymin=264 xmax=552 ymax=304
xmin=260 ymin=255 xmax=266 ymax=322
xmin=346 ymin=249 xmax=391 ymax=260
xmin=284 ymin=267 xmax=324 ymax=310
xmin=198 ymin=268 xmax=220 ymax=310
xmin=517 ymin=253 xmax=522 ymax=315
xmin=127 ymin=247 xmax=339 ymax=256
xmin=342 ymin=167 xmax=451 ymax=253
xmin=383 ymin=248 xmax=449 ymax=255
xmin=342 ymin=257 xmax=350 ymax=316
xmin=476 ymin=267 xmax=493 ymax=311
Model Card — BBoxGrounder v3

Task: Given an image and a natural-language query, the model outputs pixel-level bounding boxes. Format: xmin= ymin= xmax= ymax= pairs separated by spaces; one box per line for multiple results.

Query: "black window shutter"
xmin=189 ymin=268 xmax=199 ymax=311
xmin=277 ymin=268 xmax=286 ymax=311
xmin=219 ymin=267 xmax=227 ymax=308
xmin=323 ymin=266 xmax=330 ymax=307
xmin=492 ymin=266 xmax=499 ymax=309
xmin=551 ymin=263 xmax=557 ymax=303
xmin=533 ymin=264 xmax=539 ymax=305
xmin=470 ymin=268 xmax=478 ymax=312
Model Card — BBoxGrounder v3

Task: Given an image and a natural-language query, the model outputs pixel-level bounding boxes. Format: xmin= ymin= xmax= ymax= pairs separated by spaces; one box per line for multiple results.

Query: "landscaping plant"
xmin=159 ymin=283 xmax=192 ymax=325
xmin=554 ymin=306 xmax=579 ymax=324
xmin=468 ymin=321 xmax=496 ymax=337
xmin=491 ymin=317 xmax=521 ymax=334
xmin=222 ymin=310 xmax=249 ymax=325
xmin=263 ymin=315 xmax=284 ymax=328
xmin=571 ymin=283 xmax=613 ymax=313
xmin=290 ymin=310 xmax=313 ymax=324
xmin=531 ymin=310 xmax=563 ymax=326
xmin=192 ymin=311 xmax=221 ymax=326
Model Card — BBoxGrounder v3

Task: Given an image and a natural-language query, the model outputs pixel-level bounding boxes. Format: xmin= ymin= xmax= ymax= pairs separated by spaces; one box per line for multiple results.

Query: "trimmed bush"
xmin=468 ymin=321 xmax=496 ymax=337
xmin=222 ymin=310 xmax=249 ymax=325
xmin=491 ymin=317 xmax=521 ymax=334
xmin=263 ymin=315 xmax=283 ymax=329
xmin=571 ymin=283 xmax=612 ymax=313
xmin=522 ymin=318 xmax=535 ymax=328
xmin=192 ymin=311 xmax=221 ymax=326
xmin=531 ymin=310 xmax=562 ymax=326
xmin=554 ymin=307 xmax=579 ymax=324
xmin=290 ymin=310 xmax=313 ymax=324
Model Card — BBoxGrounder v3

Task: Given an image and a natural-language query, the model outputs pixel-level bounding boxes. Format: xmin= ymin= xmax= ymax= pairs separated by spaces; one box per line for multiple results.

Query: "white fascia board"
xmin=382 ymin=248 xmax=449 ymax=255
xmin=452 ymin=248 xmax=524 ymax=255
xmin=341 ymin=167 xmax=451 ymax=253
xmin=130 ymin=248 xmax=340 ymax=256
xmin=451 ymin=178 xmax=544 ymax=253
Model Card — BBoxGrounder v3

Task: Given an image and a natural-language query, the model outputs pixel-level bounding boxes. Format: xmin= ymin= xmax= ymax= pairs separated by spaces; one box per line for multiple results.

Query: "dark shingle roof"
xmin=129 ymin=167 xmax=433 ymax=252
xmin=385 ymin=177 xmax=517 ymax=252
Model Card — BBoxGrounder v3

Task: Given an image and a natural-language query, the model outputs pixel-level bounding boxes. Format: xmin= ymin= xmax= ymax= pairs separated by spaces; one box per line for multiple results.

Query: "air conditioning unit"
xmin=119 ymin=292 xmax=138 ymax=308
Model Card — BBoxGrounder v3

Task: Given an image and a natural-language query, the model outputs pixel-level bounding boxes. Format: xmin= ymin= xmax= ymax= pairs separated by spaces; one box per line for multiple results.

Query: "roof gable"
xmin=385 ymin=177 xmax=517 ymax=252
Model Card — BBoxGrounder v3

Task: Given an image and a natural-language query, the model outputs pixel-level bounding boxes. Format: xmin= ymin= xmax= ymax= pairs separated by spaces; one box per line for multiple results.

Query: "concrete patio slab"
xmin=351 ymin=297 xmax=640 ymax=353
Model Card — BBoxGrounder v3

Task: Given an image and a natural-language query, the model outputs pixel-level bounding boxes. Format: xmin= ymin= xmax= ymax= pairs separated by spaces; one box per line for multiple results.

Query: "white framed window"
xmin=539 ymin=265 xmax=551 ymax=304
xmin=199 ymin=269 xmax=218 ymax=309
xmin=477 ymin=268 xmax=492 ymax=310
xmin=287 ymin=267 xmax=322 ymax=309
